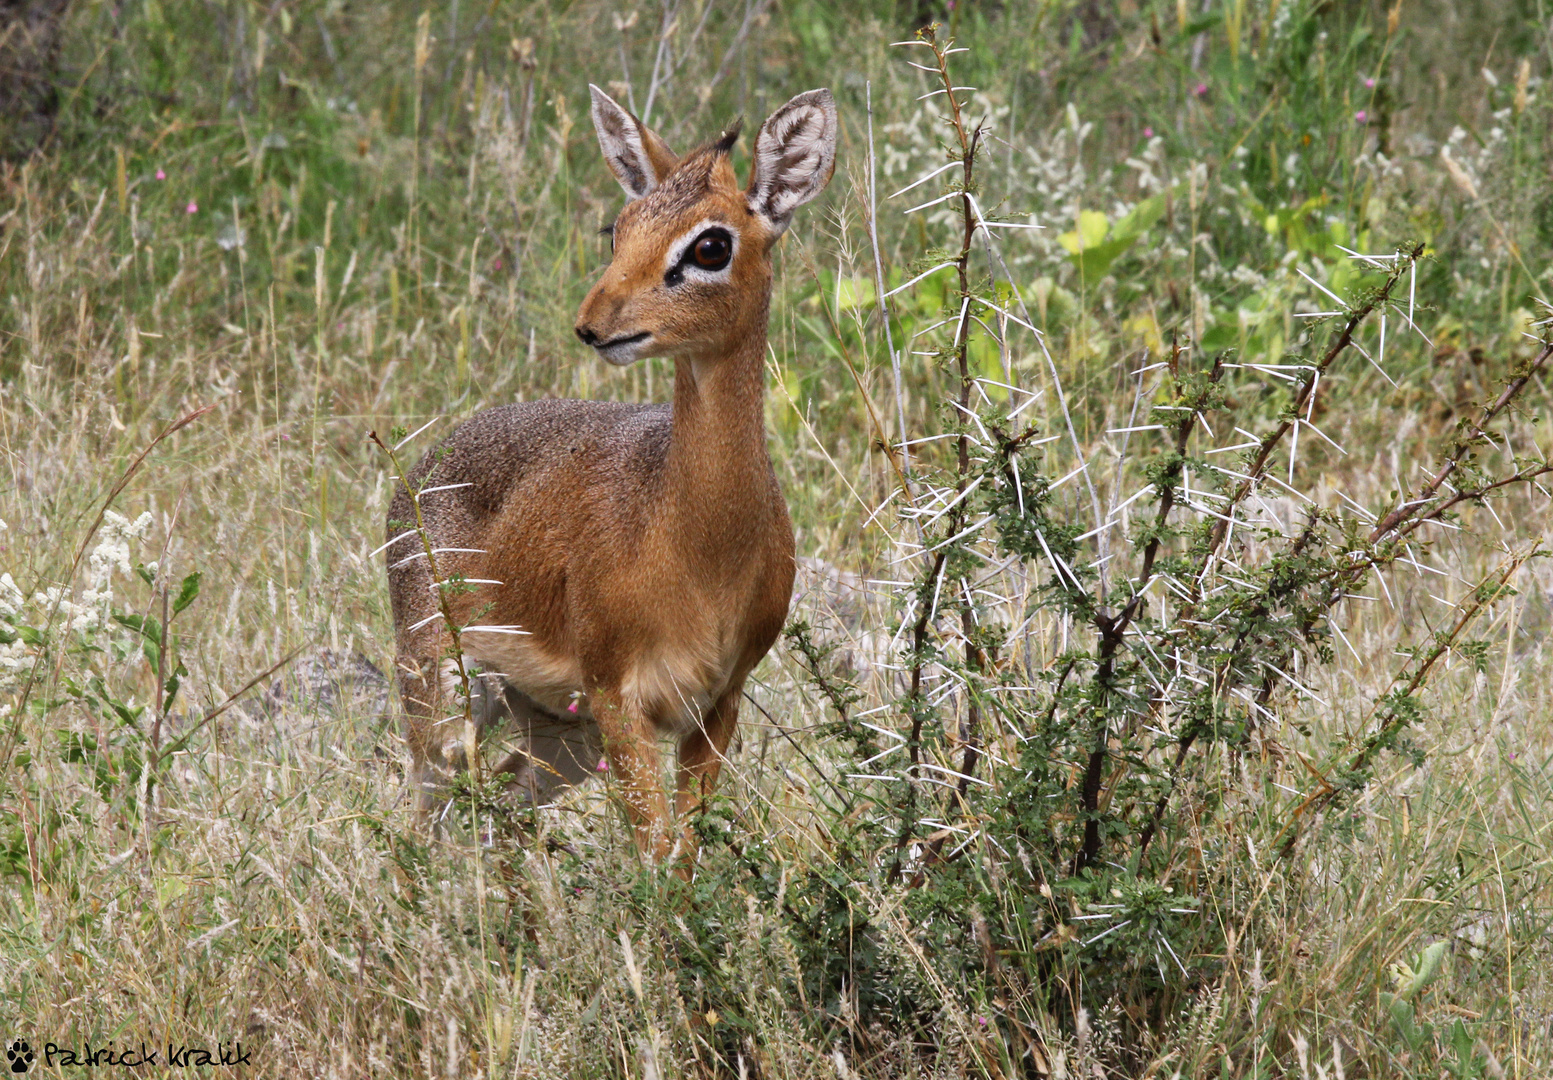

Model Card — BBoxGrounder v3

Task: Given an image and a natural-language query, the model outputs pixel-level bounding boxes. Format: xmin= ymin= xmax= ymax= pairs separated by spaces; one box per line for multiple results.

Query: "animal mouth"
xmin=594 ymin=331 xmax=650 ymax=351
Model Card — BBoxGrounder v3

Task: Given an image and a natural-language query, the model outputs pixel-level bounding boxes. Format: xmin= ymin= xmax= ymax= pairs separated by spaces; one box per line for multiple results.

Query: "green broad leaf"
xmin=173 ymin=571 xmax=202 ymax=615
xmin=832 ymin=275 xmax=875 ymax=311
xmin=1396 ymin=939 xmax=1449 ymax=1001
xmin=18 ymin=625 xmax=43 ymax=646
xmin=111 ymin=699 xmax=147 ymax=730
xmin=1059 ymin=192 xmax=1174 ymax=281
xmin=1057 ymin=210 xmax=1110 ymax=256
xmin=1111 ymin=191 xmax=1170 ymax=242
xmin=61 ymin=731 xmax=98 ymax=761
xmin=1200 ymin=321 xmax=1239 ymax=352
xmin=1070 ymin=235 xmax=1137 ymax=280
xmin=797 ymin=315 xmax=845 ymax=360
xmin=971 ymin=334 xmax=1005 ymax=389
xmin=157 ymin=875 xmax=189 ymax=905
xmin=135 ymin=563 xmax=155 ymax=586
xmin=114 ymin=612 xmax=163 ymax=646
xmin=1183 ymin=12 xmax=1221 ymax=35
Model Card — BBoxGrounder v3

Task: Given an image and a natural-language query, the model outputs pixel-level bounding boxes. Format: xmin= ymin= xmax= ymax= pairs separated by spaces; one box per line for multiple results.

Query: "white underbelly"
xmin=458 ymin=632 xmax=735 ymax=733
xmin=459 ymin=635 xmax=584 ymax=717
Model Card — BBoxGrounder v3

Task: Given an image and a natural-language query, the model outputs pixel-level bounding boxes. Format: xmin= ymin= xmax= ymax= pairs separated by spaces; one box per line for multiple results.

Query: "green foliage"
xmin=0 ymin=516 xmax=202 ymax=883
xmin=2 ymin=0 xmax=1551 ymax=1076
xmin=710 ymin=16 xmax=1551 ymax=1074
xmin=1059 ymin=190 xmax=1173 ymax=281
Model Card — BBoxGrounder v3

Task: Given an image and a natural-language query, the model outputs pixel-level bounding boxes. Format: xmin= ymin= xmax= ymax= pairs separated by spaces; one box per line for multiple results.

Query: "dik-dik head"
xmin=574 ymin=86 xmax=838 ymax=365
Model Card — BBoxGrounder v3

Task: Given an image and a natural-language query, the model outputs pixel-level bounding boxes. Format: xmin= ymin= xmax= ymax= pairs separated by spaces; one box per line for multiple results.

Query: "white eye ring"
xmin=664 ymin=218 xmax=738 ymax=284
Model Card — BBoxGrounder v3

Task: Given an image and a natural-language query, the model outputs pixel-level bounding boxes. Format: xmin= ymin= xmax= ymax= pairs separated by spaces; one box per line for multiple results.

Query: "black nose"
xmin=575 ymin=325 xmax=599 ymax=346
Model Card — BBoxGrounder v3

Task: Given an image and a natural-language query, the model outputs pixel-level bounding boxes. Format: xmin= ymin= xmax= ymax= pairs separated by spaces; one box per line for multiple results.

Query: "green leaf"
xmin=110 ymin=699 xmax=147 ymax=730
xmin=1070 ymin=235 xmax=1137 ymax=280
xmin=173 ymin=571 xmax=202 ymax=615
xmin=1182 ymin=12 xmax=1221 ymax=35
xmin=797 ymin=315 xmax=845 ymax=359
xmin=113 ymin=612 xmax=163 ymax=646
xmin=61 ymin=731 xmax=97 ymax=761
xmin=1058 ymin=192 xmax=1175 ymax=281
xmin=157 ymin=875 xmax=189 ymax=905
xmin=164 ymin=659 xmax=188 ymax=709
xmin=1200 ymin=321 xmax=1239 ymax=352
xmin=1057 ymin=210 xmax=1110 ymax=255
xmin=832 ymin=275 xmax=875 ymax=312
xmin=1111 ymin=191 xmax=1169 ymax=242
xmin=1395 ymin=939 xmax=1448 ymax=1001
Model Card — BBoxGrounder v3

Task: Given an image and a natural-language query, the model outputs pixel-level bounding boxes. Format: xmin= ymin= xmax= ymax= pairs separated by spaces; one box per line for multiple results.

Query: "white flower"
xmin=82 ymin=510 xmax=154 ymax=610
xmin=33 ymin=586 xmax=100 ymax=633
xmin=0 ymin=573 xmax=23 ymax=618
xmin=1230 ymin=265 xmax=1268 ymax=289
xmin=0 ymin=638 xmax=36 ymax=689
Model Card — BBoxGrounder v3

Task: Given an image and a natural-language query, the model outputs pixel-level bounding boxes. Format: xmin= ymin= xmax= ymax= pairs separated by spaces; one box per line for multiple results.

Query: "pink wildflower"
xmin=155 ymin=168 xmax=166 ymax=180
xmin=1355 ymin=110 xmax=1368 ymax=124
xmin=1143 ymin=126 xmax=1154 ymax=139
xmin=185 ymin=201 xmax=198 ymax=214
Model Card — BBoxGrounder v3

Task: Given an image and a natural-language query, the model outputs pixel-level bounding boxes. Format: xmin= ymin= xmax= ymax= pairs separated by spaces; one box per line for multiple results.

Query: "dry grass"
xmin=1 ymin=1 xmax=1551 ymax=1077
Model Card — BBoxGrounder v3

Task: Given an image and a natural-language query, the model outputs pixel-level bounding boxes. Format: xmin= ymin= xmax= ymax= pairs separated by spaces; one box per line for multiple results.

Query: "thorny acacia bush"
xmin=1 ymin=1 xmax=1552 ymax=1077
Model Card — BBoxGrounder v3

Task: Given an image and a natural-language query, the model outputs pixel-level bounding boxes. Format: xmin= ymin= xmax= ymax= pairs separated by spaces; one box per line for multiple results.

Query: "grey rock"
xmin=253 ymin=647 xmax=391 ymax=724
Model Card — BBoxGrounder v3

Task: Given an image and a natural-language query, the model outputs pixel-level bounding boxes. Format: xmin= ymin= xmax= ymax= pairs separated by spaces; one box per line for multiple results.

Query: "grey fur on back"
xmin=388 ymin=399 xmax=673 ymax=545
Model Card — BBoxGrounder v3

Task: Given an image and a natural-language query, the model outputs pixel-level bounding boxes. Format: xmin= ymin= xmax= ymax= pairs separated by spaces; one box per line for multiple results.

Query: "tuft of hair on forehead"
xmin=636 ymin=124 xmax=744 ymax=216
xmin=710 ymin=119 xmax=743 ymax=156
xmin=669 ymin=120 xmax=743 ymax=178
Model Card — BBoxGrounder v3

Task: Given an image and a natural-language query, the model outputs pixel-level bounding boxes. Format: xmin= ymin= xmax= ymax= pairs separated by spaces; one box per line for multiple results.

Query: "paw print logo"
xmin=5 ymin=1041 xmax=31 ymax=1074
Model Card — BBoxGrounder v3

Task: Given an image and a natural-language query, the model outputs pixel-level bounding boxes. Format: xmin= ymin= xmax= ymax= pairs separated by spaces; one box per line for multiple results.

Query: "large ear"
xmin=589 ymin=84 xmax=679 ymax=201
xmin=745 ymin=89 xmax=838 ymax=236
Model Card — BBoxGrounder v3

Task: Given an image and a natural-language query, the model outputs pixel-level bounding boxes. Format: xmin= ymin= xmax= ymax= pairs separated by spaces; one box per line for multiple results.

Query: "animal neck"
xmin=662 ymin=303 xmax=777 ymax=535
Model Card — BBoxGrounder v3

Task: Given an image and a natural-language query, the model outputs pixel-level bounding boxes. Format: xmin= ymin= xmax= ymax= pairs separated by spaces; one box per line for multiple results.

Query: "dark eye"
xmin=691 ymin=232 xmax=731 ymax=270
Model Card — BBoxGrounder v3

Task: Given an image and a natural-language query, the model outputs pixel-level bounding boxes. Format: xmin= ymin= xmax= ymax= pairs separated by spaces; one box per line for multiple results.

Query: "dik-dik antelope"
xmin=386 ymin=85 xmax=837 ymax=861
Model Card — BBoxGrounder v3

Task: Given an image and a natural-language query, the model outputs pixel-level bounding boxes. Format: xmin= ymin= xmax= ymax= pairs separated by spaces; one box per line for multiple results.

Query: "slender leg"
xmin=592 ymin=689 xmax=674 ymax=859
xmin=674 ymin=682 xmax=742 ymax=868
xmin=397 ymin=635 xmax=487 ymax=822
xmin=396 ymin=653 xmax=449 ymax=817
